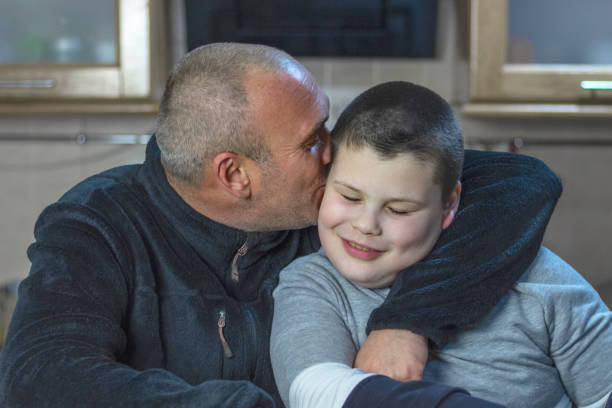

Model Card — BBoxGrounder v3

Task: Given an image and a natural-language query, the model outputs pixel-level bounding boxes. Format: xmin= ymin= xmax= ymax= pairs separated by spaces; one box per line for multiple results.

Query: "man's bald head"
xmin=155 ymin=43 xmax=309 ymax=185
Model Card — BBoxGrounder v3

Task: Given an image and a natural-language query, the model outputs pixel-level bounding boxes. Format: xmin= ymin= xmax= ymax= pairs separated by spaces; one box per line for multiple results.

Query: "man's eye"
xmin=304 ymin=136 xmax=321 ymax=151
xmin=341 ymin=194 xmax=359 ymax=202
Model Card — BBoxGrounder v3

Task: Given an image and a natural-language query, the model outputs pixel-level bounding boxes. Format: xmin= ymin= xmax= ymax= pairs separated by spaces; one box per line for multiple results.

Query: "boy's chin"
xmin=340 ymin=269 xmax=396 ymax=290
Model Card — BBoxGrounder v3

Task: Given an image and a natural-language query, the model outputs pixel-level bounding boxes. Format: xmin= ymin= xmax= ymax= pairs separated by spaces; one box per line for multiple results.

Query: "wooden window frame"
xmin=467 ymin=0 xmax=612 ymax=116
xmin=0 ymin=0 xmax=161 ymax=114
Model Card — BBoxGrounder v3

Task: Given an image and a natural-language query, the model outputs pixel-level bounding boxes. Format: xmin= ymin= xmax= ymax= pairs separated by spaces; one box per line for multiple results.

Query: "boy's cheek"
xmin=319 ymin=198 xmax=350 ymax=226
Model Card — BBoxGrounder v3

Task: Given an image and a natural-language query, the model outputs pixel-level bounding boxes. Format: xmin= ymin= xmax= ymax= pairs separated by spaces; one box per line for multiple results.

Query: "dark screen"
xmin=185 ymin=0 xmax=437 ymax=57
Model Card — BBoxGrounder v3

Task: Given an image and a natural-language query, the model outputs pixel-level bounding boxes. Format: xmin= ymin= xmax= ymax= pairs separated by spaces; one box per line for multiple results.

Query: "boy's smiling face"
xmin=317 ymin=144 xmax=459 ymax=288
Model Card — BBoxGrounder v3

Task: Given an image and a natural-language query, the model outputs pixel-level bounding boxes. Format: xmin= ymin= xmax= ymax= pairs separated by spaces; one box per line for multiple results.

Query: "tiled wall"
xmin=0 ymin=116 xmax=153 ymax=283
xmin=304 ymin=57 xmax=457 ymax=127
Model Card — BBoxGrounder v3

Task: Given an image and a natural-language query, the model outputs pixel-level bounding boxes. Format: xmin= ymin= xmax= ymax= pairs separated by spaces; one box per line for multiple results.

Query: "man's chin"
xmin=293 ymin=212 xmax=319 ymax=230
xmin=293 ymin=207 xmax=320 ymax=230
xmin=260 ymin=210 xmax=318 ymax=231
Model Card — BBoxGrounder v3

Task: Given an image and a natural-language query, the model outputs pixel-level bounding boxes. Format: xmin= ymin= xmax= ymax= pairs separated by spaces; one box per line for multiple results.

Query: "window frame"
xmin=469 ymin=0 xmax=612 ymax=104
xmin=0 ymin=0 xmax=153 ymax=104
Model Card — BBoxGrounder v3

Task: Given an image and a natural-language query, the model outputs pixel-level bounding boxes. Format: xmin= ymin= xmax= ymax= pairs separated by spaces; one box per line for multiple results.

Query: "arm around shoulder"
xmin=366 ymin=150 xmax=562 ymax=346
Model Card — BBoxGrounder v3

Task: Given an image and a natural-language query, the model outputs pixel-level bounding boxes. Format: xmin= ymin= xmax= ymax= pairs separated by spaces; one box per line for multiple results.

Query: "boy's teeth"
xmin=348 ymin=241 xmax=372 ymax=251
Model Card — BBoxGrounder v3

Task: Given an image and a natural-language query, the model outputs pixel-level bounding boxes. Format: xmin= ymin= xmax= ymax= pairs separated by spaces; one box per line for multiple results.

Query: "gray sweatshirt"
xmin=271 ymin=247 xmax=612 ymax=408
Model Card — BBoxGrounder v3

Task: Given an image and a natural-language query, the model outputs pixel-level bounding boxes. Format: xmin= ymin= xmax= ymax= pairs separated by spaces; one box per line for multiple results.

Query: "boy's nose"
xmin=351 ymin=209 xmax=382 ymax=236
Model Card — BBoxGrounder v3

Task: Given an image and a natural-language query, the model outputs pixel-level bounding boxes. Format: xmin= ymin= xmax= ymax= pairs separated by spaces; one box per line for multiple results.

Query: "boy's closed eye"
xmin=340 ymin=194 xmax=360 ymax=202
xmin=339 ymin=192 xmax=416 ymax=216
xmin=387 ymin=207 xmax=411 ymax=215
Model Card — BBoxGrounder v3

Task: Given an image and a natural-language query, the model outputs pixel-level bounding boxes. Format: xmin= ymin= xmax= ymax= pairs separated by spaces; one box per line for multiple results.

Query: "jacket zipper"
xmin=230 ymin=240 xmax=248 ymax=283
xmin=217 ymin=310 xmax=234 ymax=359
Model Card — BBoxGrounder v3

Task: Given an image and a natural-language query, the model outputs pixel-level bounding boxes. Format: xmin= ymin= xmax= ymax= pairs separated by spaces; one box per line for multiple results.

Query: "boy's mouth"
xmin=341 ymin=238 xmax=384 ymax=260
xmin=347 ymin=241 xmax=375 ymax=251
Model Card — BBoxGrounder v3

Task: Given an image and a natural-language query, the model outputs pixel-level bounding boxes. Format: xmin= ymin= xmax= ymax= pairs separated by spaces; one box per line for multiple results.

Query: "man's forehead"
xmin=279 ymin=59 xmax=310 ymax=83
xmin=247 ymin=67 xmax=326 ymax=112
xmin=245 ymin=68 xmax=298 ymax=101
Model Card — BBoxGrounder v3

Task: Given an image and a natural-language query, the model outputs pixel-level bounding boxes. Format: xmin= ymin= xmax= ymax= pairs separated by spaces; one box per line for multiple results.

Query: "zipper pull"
xmin=230 ymin=241 xmax=248 ymax=283
xmin=217 ymin=310 xmax=234 ymax=359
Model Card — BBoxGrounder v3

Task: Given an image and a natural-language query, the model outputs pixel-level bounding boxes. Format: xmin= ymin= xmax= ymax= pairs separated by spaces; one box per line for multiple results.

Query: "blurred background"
xmin=1 ymin=0 xmax=611 ymax=340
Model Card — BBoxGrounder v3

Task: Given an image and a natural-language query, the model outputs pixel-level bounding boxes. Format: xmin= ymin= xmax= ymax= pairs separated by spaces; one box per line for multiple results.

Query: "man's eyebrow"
xmin=303 ymin=116 xmax=329 ymax=142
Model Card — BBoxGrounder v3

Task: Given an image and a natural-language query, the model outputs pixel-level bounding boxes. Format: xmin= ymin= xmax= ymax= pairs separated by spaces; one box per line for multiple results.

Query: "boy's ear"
xmin=212 ymin=152 xmax=252 ymax=199
xmin=441 ymin=181 xmax=461 ymax=230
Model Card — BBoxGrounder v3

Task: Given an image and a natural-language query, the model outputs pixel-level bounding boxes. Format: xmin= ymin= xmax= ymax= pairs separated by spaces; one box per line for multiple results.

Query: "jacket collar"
xmin=140 ymin=136 xmax=288 ymax=287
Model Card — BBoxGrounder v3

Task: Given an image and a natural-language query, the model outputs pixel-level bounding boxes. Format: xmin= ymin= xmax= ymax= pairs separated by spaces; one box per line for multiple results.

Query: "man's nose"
xmin=319 ymin=127 xmax=332 ymax=165
xmin=352 ymin=208 xmax=382 ymax=236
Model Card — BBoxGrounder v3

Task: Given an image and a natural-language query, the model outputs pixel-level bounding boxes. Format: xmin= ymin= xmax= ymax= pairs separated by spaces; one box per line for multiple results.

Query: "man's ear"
xmin=212 ymin=152 xmax=252 ymax=199
xmin=441 ymin=181 xmax=461 ymax=230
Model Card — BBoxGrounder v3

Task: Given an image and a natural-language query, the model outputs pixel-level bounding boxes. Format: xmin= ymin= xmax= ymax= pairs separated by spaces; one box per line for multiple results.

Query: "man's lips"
xmin=341 ymin=238 xmax=384 ymax=260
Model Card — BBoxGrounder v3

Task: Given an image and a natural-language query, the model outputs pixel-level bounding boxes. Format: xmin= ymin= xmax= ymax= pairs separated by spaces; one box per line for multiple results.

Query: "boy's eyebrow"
xmin=332 ymin=181 xmax=425 ymax=205
xmin=333 ymin=181 xmax=360 ymax=193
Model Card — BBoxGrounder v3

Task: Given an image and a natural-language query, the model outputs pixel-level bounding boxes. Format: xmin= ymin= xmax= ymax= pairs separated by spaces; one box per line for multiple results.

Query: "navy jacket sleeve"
xmin=366 ymin=150 xmax=562 ymax=346
xmin=343 ymin=376 xmax=505 ymax=408
xmin=0 ymin=204 xmax=274 ymax=408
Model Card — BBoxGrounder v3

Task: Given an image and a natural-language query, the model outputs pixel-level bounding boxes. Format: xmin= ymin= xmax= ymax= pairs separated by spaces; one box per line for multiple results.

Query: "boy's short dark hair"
xmin=331 ymin=81 xmax=464 ymax=200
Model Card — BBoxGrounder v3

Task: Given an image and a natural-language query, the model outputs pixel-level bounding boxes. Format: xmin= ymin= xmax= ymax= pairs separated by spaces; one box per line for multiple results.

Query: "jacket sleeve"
xmin=366 ymin=150 xmax=562 ymax=346
xmin=344 ymin=376 xmax=505 ymax=408
xmin=0 ymin=204 xmax=274 ymax=408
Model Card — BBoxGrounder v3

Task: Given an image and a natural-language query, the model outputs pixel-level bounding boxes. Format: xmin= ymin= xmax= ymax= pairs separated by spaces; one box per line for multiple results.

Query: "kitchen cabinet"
xmin=0 ymin=0 xmax=166 ymax=114
xmin=467 ymin=0 xmax=612 ymax=117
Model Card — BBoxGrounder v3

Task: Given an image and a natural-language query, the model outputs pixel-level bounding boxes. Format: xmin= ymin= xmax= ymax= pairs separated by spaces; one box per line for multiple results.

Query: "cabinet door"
xmin=0 ymin=0 xmax=151 ymax=101
xmin=470 ymin=0 xmax=612 ymax=104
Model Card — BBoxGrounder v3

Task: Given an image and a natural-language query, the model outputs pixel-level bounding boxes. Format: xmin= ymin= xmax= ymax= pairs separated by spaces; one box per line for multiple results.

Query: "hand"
xmin=353 ymin=329 xmax=428 ymax=382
